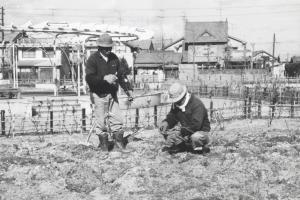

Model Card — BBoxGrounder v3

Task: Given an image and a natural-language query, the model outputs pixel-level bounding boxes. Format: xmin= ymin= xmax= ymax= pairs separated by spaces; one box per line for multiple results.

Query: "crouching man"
xmin=159 ymin=82 xmax=211 ymax=154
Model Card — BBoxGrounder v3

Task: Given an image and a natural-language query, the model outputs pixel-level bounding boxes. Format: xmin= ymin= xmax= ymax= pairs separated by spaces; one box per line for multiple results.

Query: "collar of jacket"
xmin=176 ymin=92 xmax=191 ymax=112
xmin=99 ymin=51 xmax=108 ymax=62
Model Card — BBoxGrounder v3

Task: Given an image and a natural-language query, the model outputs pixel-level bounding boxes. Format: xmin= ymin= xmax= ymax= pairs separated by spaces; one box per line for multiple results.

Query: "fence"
xmin=1 ymin=95 xmax=300 ymax=137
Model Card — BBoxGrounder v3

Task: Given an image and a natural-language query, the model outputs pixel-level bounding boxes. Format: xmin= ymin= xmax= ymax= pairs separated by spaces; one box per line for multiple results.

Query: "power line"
xmin=5 ymin=3 xmax=300 ymax=11
xmin=5 ymin=8 xmax=300 ymax=18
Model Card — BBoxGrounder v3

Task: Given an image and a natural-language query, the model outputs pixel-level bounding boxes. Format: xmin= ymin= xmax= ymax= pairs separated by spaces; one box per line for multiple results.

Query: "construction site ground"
xmin=0 ymin=118 xmax=299 ymax=200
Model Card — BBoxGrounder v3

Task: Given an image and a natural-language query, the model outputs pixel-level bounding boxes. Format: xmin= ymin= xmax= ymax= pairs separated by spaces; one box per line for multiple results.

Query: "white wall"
xmin=188 ymin=44 xmax=226 ymax=62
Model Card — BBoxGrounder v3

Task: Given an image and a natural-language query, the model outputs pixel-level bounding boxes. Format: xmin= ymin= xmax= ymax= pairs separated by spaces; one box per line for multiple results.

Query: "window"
xmin=22 ymin=50 xmax=36 ymax=58
xmin=200 ymin=31 xmax=212 ymax=37
xmin=42 ymin=50 xmax=55 ymax=58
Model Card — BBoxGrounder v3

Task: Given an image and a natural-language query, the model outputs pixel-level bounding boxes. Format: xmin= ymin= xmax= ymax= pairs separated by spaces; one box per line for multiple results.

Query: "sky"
xmin=1 ymin=0 xmax=300 ymax=59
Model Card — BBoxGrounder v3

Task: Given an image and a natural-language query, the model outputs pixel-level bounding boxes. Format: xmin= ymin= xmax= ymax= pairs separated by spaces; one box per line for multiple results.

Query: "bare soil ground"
xmin=0 ymin=118 xmax=300 ymax=200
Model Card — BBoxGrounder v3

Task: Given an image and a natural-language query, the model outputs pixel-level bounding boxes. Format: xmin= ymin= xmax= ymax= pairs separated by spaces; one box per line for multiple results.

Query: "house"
xmin=252 ymin=50 xmax=279 ymax=69
xmin=226 ymin=48 xmax=251 ymax=69
xmin=291 ymin=56 xmax=300 ymax=63
xmin=134 ymin=51 xmax=182 ymax=84
xmin=285 ymin=56 xmax=300 ymax=77
xmin=16 ymin=37 xmax=63 ymax=88
xmin=124 ymin=40 xmax=155 ymax=53
xmin=0 ymin=32 xmax=26 ymax=80
xmin=163 ymin=37 xmax=184 ymax=52
xmin=182 ymin=21 xmax=228 ymax=67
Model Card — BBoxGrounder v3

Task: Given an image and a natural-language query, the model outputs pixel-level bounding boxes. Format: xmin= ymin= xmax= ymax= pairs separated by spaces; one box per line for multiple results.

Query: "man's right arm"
xmin=164 ymin=106 xmax=178 ymax=129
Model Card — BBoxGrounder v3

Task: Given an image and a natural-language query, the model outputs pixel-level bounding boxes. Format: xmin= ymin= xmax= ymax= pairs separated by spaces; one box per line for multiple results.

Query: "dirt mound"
xmin=65 ymin=163 xmax=102 ymax=194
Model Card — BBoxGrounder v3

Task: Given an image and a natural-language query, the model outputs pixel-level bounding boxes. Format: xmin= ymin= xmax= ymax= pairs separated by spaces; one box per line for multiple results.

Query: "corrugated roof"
xmin=185 ymin=21 xmax=228 ymax=43
xmin=135 ymin=51 xmax=182 ymax=64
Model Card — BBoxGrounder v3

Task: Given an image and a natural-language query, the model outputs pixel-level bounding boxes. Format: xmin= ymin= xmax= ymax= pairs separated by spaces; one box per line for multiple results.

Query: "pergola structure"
xmin=0 ymin=21 xmax=154 ymax=96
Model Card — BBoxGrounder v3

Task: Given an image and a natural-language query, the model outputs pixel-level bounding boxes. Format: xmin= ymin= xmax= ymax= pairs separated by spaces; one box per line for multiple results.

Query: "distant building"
xmin=285 ymin=56 xmax=300 ymax=77
xmin=134 ymin=51 xmax=182 ymax=83
xmin=124 ymin=40 xmax=155 ymax=53
xmin=14 ymin=37 xmax=64 ymax=87
xmin=291 ymin=56 xmax=300 ymax=63
xmin=182 ymin=21 xmax=228 ymax=67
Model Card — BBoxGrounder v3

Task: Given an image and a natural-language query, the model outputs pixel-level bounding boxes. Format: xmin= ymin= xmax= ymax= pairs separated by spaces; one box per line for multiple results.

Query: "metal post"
xmin=291 ymin=95 xmax=295 ymax=118
xmin=244 ymin=98 xmax=247 ymax=119
xmin=50 ymin=111 xmax=53 ymax=134
xmin=258 ymin=98 xmax=262 ymax=118
xmin=154 ymin=106 xmax=157 ymax=128
xmin=248 ymin=97 xmax=252 ymax=118
xmin=210 ymin=99 xmax=213 ymax=121
xmin=135 ymin=108 xmax=139 ymax=128
xmin=271 ymin=97 xmax=276 ymax=119
xmin=82 ymin=108 xmax=86 ymax=132
xmin=1 ymin=110 xmax=5 ymax=135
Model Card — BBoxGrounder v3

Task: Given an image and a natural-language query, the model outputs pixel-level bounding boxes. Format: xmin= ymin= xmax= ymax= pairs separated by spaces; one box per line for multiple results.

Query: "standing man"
xmin=159 ymin=82 xmax=211 ymax=154
xmin=85 ymin=33 xmax=133 ymax=151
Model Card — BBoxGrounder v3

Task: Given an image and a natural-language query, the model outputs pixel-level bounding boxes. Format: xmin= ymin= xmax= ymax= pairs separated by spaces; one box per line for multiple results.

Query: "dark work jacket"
xmin=85 ymin=51 xmax=132 ymax=102
xmin=164 ymin=94 xmax=211 ymax=136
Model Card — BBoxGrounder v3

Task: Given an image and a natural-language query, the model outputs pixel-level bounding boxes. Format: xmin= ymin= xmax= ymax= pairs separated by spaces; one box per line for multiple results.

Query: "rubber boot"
xmin=114 ymin=131 xmax=128 ymax=149
xmin=98 ymin=133 xmax=109 ymax=151
xmin=107 ymin=133 xmax=115 ymax=151
xmin=162 ymin=143 xmax=186 ymax=154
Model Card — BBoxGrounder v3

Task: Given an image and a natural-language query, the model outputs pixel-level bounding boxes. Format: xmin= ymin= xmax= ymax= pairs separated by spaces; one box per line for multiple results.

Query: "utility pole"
xmin=1 ymin=7 xmax=4 ymax=76
xmin=250 ymin=43 xmax=255 ymax=69
xmin=219 ymin=0 xmax=223 ymax=21
xmin=159 ymin=9 xmax=166 ymax=80
xmin=272 ymin=33 xmax=275 ymax=67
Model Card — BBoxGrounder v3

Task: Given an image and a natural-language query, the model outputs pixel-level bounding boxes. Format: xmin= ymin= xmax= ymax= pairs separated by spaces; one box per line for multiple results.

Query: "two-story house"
xmin=14 ymin=36 xmax=64 ymax=92
xmin=182 ymin=21 xmax=229 ymax=67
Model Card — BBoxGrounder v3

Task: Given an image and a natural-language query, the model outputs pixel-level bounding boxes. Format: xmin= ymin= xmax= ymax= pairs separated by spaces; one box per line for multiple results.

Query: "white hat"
xmin=168 ymin=82 xmax=187 ymax=103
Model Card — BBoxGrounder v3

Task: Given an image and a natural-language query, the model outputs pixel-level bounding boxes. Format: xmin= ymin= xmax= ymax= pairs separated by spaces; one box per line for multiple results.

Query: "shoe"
xmin=107 ymin=140 xmax=115 ymax=151
xmin=114 ymin=131 xmax=128 ymax=149
xmin=161 ymin=146 xmax=184 ymax=154
xmin=191 ymin=146 xmax=210 ymax=154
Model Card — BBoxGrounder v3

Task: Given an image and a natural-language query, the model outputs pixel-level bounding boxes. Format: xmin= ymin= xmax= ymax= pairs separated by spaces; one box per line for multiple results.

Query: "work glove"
xmin=159 ymin=121 xmax=168 ymax=139
xmin=104 ymin=74 xmax=118 ymax=84
xmin=127 ymin=90 xmax=134 ymax=102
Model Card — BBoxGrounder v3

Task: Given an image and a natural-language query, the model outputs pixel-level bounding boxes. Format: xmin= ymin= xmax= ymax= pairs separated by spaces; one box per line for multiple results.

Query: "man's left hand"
xmin=127 ymin=90 xmax=134 ymax=102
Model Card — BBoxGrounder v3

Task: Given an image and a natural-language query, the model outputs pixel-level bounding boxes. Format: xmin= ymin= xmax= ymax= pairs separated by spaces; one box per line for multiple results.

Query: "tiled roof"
xmin=125 ymin=40 xmax=153 ymax=50
xmin=135 ymin=51 xmax=182 ymax=64
xmin=3 ymin=32 xmax=22 ymax=42
xmin=184 ymin=21 xmax=228 ymax=43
